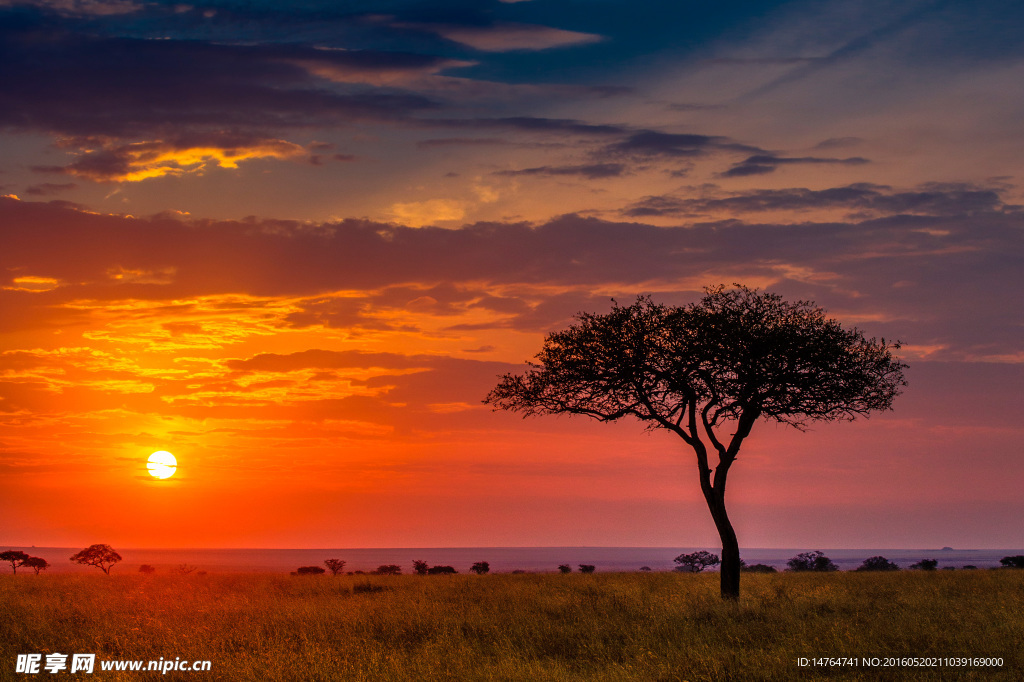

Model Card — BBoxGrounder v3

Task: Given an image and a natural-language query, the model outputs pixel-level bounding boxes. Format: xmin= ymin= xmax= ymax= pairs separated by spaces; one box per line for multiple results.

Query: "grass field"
xmin=2 ymin=570 xmax=1021 ymax=680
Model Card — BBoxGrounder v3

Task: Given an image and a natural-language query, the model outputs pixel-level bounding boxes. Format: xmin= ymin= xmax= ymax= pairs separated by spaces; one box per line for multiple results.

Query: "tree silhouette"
xmin=999 ymin=555 xmax=1024 ymax=569
xmin=856 ymin=556 xmax=900 ymax=571
xmin=578 ymin=564 xmax=596 ymax=574
xmin=787 ymin=551 xmax=838 ymax=572
xmin=910 ymin=559 xmax=938 ymax=571
xmin=427 ymin=565 xmax=458 ymax=574
xmin=470 ymin=561 xmax=490 ymax=575
xmin=557 ymin=564 xmax=571 ymax=574
xmin=486 ymin=285 xmax=906 ymax=599
xmin=373 ymin=564 xmax=402 ymax=575
xmin=295 ymin=566 xmax=325 ymax=575
xmin=412 ymin=559 xmax=429 ymax=575
xmin=139 ymin=564 xmax=156 ymax=574
xmin=324 ymin=559 xmax=346 ymax=576
xmin=0 ymin=550 xmax=30 ymax=574
xmin=674 ymin=550 xmax=720 ymax=573
xmin=69 ymin=544 xmax=122 ymax=574
xmin=22 ymin=556 xmax=50 ymax=574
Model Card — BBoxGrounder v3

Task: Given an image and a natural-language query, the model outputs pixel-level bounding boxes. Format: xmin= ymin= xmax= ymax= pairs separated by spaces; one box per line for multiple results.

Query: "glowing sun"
xmin=147 ymin=450 xmax=177 ymax=479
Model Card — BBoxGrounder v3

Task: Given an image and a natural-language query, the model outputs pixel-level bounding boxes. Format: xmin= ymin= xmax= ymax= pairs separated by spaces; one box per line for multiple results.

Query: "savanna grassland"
xmin=2 ymin=570 xmax=1021 ymax=681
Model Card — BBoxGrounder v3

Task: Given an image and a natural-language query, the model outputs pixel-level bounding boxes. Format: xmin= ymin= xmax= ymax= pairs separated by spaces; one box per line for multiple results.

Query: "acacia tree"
xmin=324 ymin=559 xmax=346 ymax=576
xmin=674 ymin=550 xmax=720 ymax=573
xmin=69 ymin=544 xmax=122 ymax=574
xmin=22 ymin=557 xmax=50 ymax=574
xmin=0 ymin=550 xmax=30 ymax=574
xmin=485 ymin=285 xmax=906 ymax=599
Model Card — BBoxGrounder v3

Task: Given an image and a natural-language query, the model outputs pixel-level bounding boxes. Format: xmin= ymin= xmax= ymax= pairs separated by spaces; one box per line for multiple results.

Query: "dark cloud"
xmin=417 ymin=137 xmax=512 ymax=148
xmin=24 ymin=182 xmax=77 ymax=196
xmin=494 ymin=163 xmax=627 ymax=179
xmin=623 ymin=183 xmax=1009 ymax=218
xmin=0 ymin=8 xmax=440 ymax=155
xmin=604 ymin=131 xmax=761 ymax=158
xmin=3 ymin=195 xmax=1021 ymax=360
xmin=722 ymin=154 xmax=870 ymax=177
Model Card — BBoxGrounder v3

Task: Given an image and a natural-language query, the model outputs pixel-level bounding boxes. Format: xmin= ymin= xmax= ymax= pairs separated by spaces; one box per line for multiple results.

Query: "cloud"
xmin=2 ymin=196 xmax=1021 ymax=362
xmin=0 ymin=18 xmax=438 ymax=139
xmin=722 ymin=154 xmax=870 ymax=177
xmin=603 ymin=131 xmax=762 ymax=159
xmin=0 ymin=0 xmax=140 ymax=16
xmin=389 ymin=198 xmax=467 ymax=227
xmin=622 ymin=183 xmax=1011 ymax=218
xmin=39 ymin=134 xmax=306 ymax=182
xmin=400 ymin=21 xmax=603 ymax=52
xmin=494 ymin=163 xmax=627 ymax=179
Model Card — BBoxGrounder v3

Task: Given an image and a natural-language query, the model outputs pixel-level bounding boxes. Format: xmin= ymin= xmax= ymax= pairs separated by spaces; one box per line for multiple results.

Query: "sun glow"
xmin=147 ymin=451 xmax=177 ymax=479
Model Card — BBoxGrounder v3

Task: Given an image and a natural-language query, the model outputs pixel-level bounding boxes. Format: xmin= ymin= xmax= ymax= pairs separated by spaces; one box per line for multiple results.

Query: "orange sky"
xmin=2 ymin=0 xmax=1023 ymax=550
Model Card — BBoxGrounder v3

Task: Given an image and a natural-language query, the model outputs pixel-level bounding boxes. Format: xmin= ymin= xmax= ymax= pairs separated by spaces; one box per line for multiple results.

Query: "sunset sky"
xmin=2 ymin=0 xmax=1022 ymax=551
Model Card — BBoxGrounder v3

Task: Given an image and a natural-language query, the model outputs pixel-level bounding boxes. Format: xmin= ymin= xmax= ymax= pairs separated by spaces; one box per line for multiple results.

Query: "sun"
xmin=147 ymin=450 xmax=177 ymax=479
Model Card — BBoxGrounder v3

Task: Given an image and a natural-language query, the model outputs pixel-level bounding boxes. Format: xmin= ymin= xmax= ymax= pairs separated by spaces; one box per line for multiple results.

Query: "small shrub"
xmin=742 ymin=563 xmax=778 ymax=573
xmin=427 ymin=565 xmax=457 ymax=575
xmin=787 ymin=551 xmax=838 ymax=572
xmin=578 ymin=564 xmax=596 ymax=574
xmin=856 ymin=556 xmax=900 ymax=572
xmin=639 ymin=566 xmax=652 ymax=572
xmin=963 ymin=565 xmax=978 ymax=570
xmin=412 ymin=560 xmax=429 ymax=575
xmin=469 ymin=562 xmax=489 ymax=575
xmin=511 ymin=570 xmax=527 ymax=574
xmin=557 ymin=564 xmax=571 ymax=574
xmin=373 ymin=564 xmax=402 ymax=575
xmin=138 ymin=564 xmax=156 ymax=574
xmin=909 ymin=559 xmax=938 ymax=571
xmin=295 ymin=566 xmax=325 ymax=575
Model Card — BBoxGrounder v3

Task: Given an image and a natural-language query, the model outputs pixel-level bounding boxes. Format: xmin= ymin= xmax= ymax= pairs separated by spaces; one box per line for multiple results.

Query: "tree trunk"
xmin=705 ymin=491 xmax=741 ymax=599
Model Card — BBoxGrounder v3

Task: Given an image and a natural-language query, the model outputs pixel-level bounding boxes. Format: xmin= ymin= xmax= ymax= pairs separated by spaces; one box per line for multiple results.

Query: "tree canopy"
xmin=486 ymin=285 xmax=906 ymax=598
xmin=1 ymin=550 xmax=30 ymax=574
xmin=69 ymin=544 xmax=122 ymax=574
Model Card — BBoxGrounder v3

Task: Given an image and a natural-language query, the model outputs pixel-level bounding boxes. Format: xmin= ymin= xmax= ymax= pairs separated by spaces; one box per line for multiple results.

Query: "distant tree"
xmin=70 ymin=544 xmax=122 ymax=575
xmin=374 ymin=564 xmax=402 ymax=575
xmin=787 ymin=551 xmax=838 ymax=572
xmin=674 ymin=550 xmax=720 ymax=573
xmin=511 ymin=569 xmax=527 ymax=574
xmin=578 ymin=564 xmax=596 ymax=574
xmin=412 ymin=560 xmax=429 ymax=575
xmin=856 ymin=556 xmax=900 ymax=572
xmin=469 ymin=562 xmax=490 ymax=575
xmin=138 ymin=564 xmax=156 ymax=574
xmin=427 ymin=565 xmax=457 ymax=575
xmin=557 ymin=564 xmax=571 ymax=574
xmin=742 ymin=563 xmax=778 ymax=573
xmin=0 ymin=550 xmax=30 ymax=574
xmin=486 ymin=286 xmax=906 ymax=599
xmin=640 ymin=566 xmax=652 ymax=572
xmin=962 ymin=565 xmax=977 ymax=570
xmin=22 ymin=556 xmax=49 ymax=574
xmin=177 ymin=564 xmax=198 ymax=575
xmin=909 ymin=559 xmax=938 ymax=571
xmin=296 ymin=566 xmax=325 ymax=575
xmin=999 ymin=556 xmax=1024 ymax=569
xmin=324 ymin=559 xmax=346 ymax=576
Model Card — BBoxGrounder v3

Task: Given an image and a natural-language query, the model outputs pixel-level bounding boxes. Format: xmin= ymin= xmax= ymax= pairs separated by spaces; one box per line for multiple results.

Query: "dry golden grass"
xmin=2 ymin=570 xmax=1022 ymax=680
